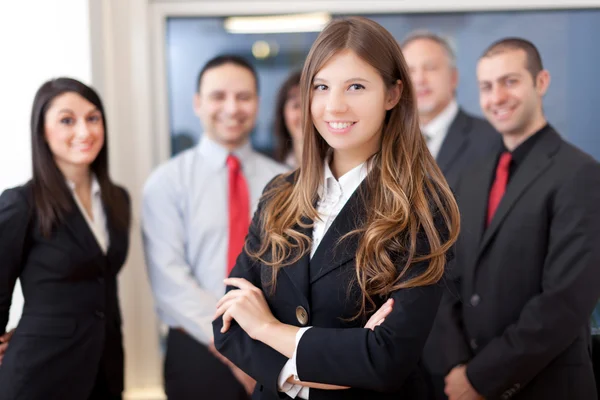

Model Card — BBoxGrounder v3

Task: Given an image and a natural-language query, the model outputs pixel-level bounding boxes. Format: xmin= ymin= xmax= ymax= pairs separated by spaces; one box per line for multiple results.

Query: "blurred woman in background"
xmin=273 ymin=70 xmax=303 ymax=168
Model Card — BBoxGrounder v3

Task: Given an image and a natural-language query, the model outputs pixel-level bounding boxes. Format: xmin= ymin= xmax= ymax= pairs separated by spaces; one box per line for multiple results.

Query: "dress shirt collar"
xmin=66 ymin=173 xmax=101 ymax=197
xmin=503 ymin=123 xmax=550 ymax=167
xmin=198 ymin=133 xmax=255 ymax=174
xmin=318 ymin=155 xmax=368 ymax=201
xmin=421 ymin=99 xmax=459 ymax=141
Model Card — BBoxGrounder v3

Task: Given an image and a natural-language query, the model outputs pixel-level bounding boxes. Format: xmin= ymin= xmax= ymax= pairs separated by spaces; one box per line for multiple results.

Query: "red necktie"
xmin=226 ymin=154 xmax=250 ymax=275
xmin=486 ymin=152 xmax=512 ymax=227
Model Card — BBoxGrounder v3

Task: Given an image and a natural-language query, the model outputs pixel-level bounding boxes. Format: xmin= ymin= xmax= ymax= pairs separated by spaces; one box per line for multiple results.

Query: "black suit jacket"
xmin=213 ymin=174 xmax=449 ymax=399
xmin=0 ymin=182 xmax=130 ymax=400
xmin=436 ymin=109 xmax=500 ymax=190
xmin=423 ymin=109 xmax=500 ymax=379
xmin=440 ymin=127 xmax=600 ymax=399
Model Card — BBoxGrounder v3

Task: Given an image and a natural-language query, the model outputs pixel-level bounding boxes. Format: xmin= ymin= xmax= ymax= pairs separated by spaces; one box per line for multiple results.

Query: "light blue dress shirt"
xmin=142 ymin=134 xmax=289 ymax=345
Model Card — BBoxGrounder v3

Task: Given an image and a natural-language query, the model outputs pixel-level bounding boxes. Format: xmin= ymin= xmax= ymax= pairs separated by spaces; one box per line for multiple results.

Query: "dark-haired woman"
xmin=212 ymin=17 xmax=459 ymax=400
xmin=273 ymin=70 xmax=302 ymax=168
xmin=0 ymin=77 xmax=130 ymax=400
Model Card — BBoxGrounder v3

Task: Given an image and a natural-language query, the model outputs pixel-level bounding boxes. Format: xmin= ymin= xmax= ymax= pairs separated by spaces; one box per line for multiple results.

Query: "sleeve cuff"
xmin=276 ymin=327 xmax=312 ymax=398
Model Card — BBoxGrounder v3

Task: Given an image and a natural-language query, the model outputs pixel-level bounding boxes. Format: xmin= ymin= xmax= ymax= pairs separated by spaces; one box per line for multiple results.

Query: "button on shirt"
xmin=278 ymin=159 xmax=368 ymax=399
xmin=422 ymin=100 xmax=459 ymax=160
xmin=67 ymin=175 xmax=109 ymax=253
xmin=142 ymin=135 xmax=289 ymax=345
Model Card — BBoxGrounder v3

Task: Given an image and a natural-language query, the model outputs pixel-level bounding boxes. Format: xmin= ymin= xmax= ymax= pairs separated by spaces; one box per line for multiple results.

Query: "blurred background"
xmin=166 ymin=10 xmax=600 ymax=159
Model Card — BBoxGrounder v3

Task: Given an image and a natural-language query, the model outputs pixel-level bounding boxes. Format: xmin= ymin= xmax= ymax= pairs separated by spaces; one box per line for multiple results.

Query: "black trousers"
xmin=88 ymin=365 xmax=122 ymax=400
xmin=164 ymin=328 xmax=250 ymax=400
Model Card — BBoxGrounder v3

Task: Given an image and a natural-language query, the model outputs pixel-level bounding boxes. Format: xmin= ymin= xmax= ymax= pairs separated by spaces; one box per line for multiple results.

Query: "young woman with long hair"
xmin=213 ymin=17 xmax=459 ymax=399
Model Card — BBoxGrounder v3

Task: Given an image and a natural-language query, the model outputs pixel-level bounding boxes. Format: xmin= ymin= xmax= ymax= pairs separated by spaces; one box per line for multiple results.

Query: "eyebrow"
xmin=313 ymin=77 xmax=371 ymax=84
xmin=57 ymin=108 xmax=100 ymax=115
xmin=480 ymin=73 xmax=522 ymax=84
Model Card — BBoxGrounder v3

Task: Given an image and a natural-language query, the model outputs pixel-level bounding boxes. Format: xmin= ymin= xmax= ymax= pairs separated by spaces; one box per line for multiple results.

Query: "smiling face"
xmin=43 ymin=92 xmax=104 ymax=172
xmin=310 ymin=49 xmax=399 ymax=165
xmin=477 ymin=49 xmax=549 ymax=138
xmin=193 ymin=62 xmax=259 ymax=150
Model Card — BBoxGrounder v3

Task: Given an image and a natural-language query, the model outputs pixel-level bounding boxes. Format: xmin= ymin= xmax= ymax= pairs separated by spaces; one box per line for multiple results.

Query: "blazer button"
xmin=470 ymin=294 xmax=480 ymax=307
xmin=296 ymin=306 xmax=308 ymax=326
xmin=470 ymin=338 xmax=478 ymax=350
xmin=95 ymin=310 xmax=105 ymax=319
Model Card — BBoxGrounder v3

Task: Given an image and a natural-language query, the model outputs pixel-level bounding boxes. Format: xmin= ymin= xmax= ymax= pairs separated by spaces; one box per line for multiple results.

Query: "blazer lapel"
xmin=309 ymin=181 xmax=367 ymax=284
xmin=477 ymin=129 xmax=561 ymax=258
xmin=436 ymin=109 xmax=470 ymax=173
xmin=63 ymin=202 xmax=103 ymax=257
xmin=280 ymin=214 xmax=313 ymax=306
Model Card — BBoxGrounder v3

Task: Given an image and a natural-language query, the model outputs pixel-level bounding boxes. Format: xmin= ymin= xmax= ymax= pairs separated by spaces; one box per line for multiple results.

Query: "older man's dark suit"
xmin=440 ymin=126 xmax=600 ymax=399
xmin=422 ymin=109 xmax=499 ymax=399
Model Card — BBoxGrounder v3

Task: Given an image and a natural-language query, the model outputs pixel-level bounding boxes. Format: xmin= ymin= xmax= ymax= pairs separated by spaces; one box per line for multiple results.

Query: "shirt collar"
xmin=198 ymin=133 xmax=254 ymax=173
xmin=504 ymin=123 xmax=550 ymax=166
xmin=421 ymin=99 xmax=459 ymax=139
xmin=66 ymin=174 xmax=101 ymax=197
xmin=319 ymin=155 xmax=368 ymax=201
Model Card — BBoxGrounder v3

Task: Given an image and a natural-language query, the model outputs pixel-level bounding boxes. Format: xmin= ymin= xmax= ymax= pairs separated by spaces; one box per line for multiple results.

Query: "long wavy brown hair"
xmin=249 ymin=17 xmax=460 ymax=318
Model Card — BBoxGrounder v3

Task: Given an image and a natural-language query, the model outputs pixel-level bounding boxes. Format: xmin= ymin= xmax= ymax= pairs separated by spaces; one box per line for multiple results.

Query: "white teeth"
xmin=328 ymin=122 xmax=353 ymax=129
xmin=495 ymin=108 xmax=511 ymax=116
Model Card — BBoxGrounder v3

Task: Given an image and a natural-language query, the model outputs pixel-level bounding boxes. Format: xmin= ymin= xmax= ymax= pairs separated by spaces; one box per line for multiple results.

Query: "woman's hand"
xmin=0 ymin=329 xmax=15 ymax=365
xmin=364 ymin=298 xmax=394 ymax=330
xmin=215 ymin=278 xmax=278 ymax=340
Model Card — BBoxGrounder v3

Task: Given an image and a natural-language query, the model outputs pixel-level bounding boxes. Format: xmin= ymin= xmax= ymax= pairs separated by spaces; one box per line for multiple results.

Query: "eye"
xmin=88 ymin=115 xmax=101 ymax=123
xmin=210 ymin=93 xmax=225 ymax=101
xmin=313 ymin=84 xmax=327 ymax=91
xmin=348 ymin=83 xmax=365 ymax=91
xmin=60 ymin=117 xmax=74 ymax=125
xmin=506 ymin=79 xmax=518 ymax=86
xmin=237 ymin=93 xmax=254 ymax=101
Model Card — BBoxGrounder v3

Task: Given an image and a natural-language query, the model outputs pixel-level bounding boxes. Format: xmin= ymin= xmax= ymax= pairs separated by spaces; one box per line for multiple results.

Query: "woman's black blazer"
xmin=213 ymin=175 xmax=449 ymax=400
xmin=0 ymin=182 xmax=130 ymax=400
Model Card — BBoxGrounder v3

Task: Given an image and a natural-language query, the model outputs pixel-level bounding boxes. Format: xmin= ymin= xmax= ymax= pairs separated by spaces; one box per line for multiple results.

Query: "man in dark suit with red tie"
xmin=441 ymin=38 xmax=600 ymax=400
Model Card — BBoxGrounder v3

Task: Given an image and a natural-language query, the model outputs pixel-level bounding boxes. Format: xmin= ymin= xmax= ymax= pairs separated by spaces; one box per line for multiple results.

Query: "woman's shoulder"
xmin=0 ymin=181 xmax=33 ymax=219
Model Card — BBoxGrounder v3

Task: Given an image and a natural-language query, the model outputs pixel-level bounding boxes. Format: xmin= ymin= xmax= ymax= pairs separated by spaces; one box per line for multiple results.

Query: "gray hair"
xmin=401 ymin=30 xmax=456 ymax=68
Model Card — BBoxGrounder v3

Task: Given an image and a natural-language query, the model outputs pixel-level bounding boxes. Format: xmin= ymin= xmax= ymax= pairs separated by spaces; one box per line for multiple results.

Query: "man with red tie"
xmin=142 ymin=55 xmax=289 ymax=400
xmin=441 ymin=38 xmax=600 ymax=400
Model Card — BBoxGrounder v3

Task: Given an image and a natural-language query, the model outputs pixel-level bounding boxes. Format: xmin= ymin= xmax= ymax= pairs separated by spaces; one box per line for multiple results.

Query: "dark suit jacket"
xmin=0 ymin=182 xmax=130 ymax=400
xmin=423 ymin=108 xmax=500 ymax=379
xmin=213 ymin=174 xmax=450 ymax=400
xmin=439 ymin=127 xmax=600 ymax=399
xmin=436 ymin=109 xmax=499 ymax=190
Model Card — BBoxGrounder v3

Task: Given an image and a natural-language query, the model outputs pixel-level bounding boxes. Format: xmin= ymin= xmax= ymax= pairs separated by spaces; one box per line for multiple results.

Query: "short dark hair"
xmin=195 ymin=54 xmax=259 ymax=93
xmin=401 ymin=30 xmax=456 ymax=67
xmin=480 ymin=37 xmax=543 ymax=79
xmin=273 ymin=70 xmax=302 ymax=163
xmin=30 ymin=77 xmax=130 ymax=236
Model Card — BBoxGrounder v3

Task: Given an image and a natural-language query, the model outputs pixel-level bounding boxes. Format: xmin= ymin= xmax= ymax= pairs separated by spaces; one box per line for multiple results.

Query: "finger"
xmin=365 ymin=302 xmax=392 ymax=328
xmin=221 ymin=310 xmax=234 ymax=333
xmin=223 ymin=277 xmax=256 ymax=291
xmin=214 ymin=297 xmax=239 ymax=319
xmin=216 ymin=289 xmax=247 ymax=309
